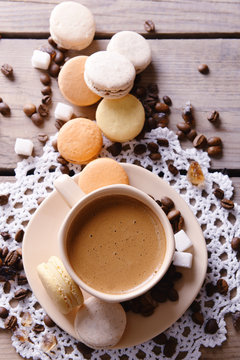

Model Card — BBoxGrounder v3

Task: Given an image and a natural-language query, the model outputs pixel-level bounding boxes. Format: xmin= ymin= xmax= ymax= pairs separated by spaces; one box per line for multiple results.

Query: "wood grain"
xmin=1 ymin=0 xmax=240 ymax=36
xmin=0 ymin=38 xmax=240 ymax=169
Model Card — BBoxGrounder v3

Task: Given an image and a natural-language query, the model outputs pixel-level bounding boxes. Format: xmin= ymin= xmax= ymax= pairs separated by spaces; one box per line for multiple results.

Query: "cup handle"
xmin=54 ymin=174 xmax=85 ymax=208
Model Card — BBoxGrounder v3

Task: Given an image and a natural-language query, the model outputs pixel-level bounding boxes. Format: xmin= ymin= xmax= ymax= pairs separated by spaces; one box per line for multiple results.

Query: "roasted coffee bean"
xmin=41 ymin=85 xmax=52 ymax=96
xmin=208 ymin=110 xmax=219 ymax=123
xmin=193 ymin=134 xmax=207 ymax=149
xmin=213 ymin=187 xmax=224 ymax=199
xmin=54 ymin=51 xmax=65 ymax=65
xmin=44 ymin=314 xmax=55 ymax=327
xmin=23 ymin=103 xmax=36 ymax=117
xmin=206 ymin=282 xmax=216 ymax=297
xmin=231 ymin=237 xmax=240 ymax=251
xmin=167 ymin=209 xmax=180 ymax=223
xmin=38 ymin=104 xmax=49 ymax=117
xmin=16 ymin=258 xmax=23 ymax=270
xmin=0 ymin=97 xmax=2 ymax=102
xmin=157 ymin=138 xmax=169 ymax=147
xmin=149 ymin=153 xmax=161 ymax=161
xmin=198 ymin=64 xmax=209 ymax=74
xmin=232 ymin=311 xmax=240 ymax=331
xmin=176 ymin=130 xmax=185 ymax=140
xmin=134 ymin=144 xmax=147 ymax=155
xmin=217 ymin=278 xmax=228 ymax=295
xmin=0 ymin=258 xmax=2 ymax=267
xmin=55 ymin=119 xmax=65 ymax=130
xmin=52 ymin=139 xmax=58 ymax=152
xmin=0 ymin=307 xmax=9 ymax=319
xmin=2 ymin=246 xmax=8 ymax=257
xmin=190 ymin=300 xmax=201 ymax=313
xmin=40 ymin=73 xmax=51 ymax=86
xmin=204 ymin=318 xmax=219 ymax=334
xmin=31 ymin=113 xmax=44 ymax=126
xmin=57 ymin=155 xmax=68 ymax=165
xmin=14 ymin=288 xmax=29 ymax=300
xmin=168 ymin=163 xmax=179 ymax=176
xmin=146 ymin=116 xmax=157 ymax=130
xmin=57 ymin=44 xmax=67 ymax=52
xmin=192 ymin=312 xmax=204 ymax=325
xmin=48 ymin=62 xmax=60 ymax=77
xmin=17 ymin=274 xmax=28 ymax=285
xmin=48 ymin=36 xmax=57 ymax=48
xmin=38 ymin=133 xmax=49 ymax=144
xmin=163 ymin=337 xmax=177 ymax=358
xmin=176 ymin=215 xmax=184 ymax=231
xmin=33 ymin=323 xmax=45 ymax=333
xmin=147 ymin=142 xmax=159 ymax=153
xmin=151 ymin=287 xmax=167 ymax=303
xmin=1 ymin=231 xmax=10 ymax=240
xmin=182 ymin=102 xmax=193 ymax=124
xmin=0 ymin=102 xmax=10 ymax=116
xmin=4 ymin=250 xmax=18 ymax=266
xmin=0 ymin=194 xmax=9 ymax=206
xmin=177 ymin=122 xmax=191 ymax=134
xmin=60 ymin=165 xmax=69 ymax=174
xmin=3 ymin=281 xmax=11 ymax=293
xmin=155 ymin=102 xmax=169 ymax=113
xmin=167 ymin=288 xmax=179 ymax=301
xmin=4 ymin=315 xmax=17 ymax=330
xmin=153 ymin=333 xmax=167 ymax=345
xmin=161 ymin=196 xmax=174 ymax=210
xmin=15 ymin=229 xmax=24 ymax=243
xmin=107 ymin=142 xmax=122 ymax=156
xmin=155 ymin=114 xmax=169 ymax=128
xmin=221 ymin=198 xmax=234 ymax=210
xmin=0 ymin=266 xmax=16 ymax=281
xmin=76 ymin=342 xmax=94 ymax=358
xmin=207 ymin=146 xmax=222 ymax=157
xmin=144 ymin=20 xmax=155 ymax=32
xmin=1 ymin=64 xmax=13 ymax=77
xmin=163 ymin=95 xmax=172 ymax=106
xmin=187 ymin=129 xmax=197 ymax=141
xmin=16 ymin=248 xmax=22 ymax=257
xmin=42 ymin=95 xmax=52 ymax=106
xmin=135 ymin=86 xmax=146 ymax=98
xmin=207 ymin=136 xmax=222 ymax=147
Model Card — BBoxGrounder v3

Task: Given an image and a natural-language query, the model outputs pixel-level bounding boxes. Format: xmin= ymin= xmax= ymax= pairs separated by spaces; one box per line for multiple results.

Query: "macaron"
xmin=96 ymin=94 xmax=145 ymax=142
xmin=37 ymin=256 xmax=84 ymax=315
xmin=74 ymin=297 xmax=127 ymax=348
xmin=57 ymin=118 xmax=103 ymax=164
xmin=84 ymin=51 xmax=136 ymax=99
xmin=78 ymin=158 xmax=129 ymax=194
xmin=49 ymin=1 xmax=95 ymax=51
xmin=107 ymin=31 xmax=151 ymax=74
xmin=58 ymin=56 xmax=101 ymax=106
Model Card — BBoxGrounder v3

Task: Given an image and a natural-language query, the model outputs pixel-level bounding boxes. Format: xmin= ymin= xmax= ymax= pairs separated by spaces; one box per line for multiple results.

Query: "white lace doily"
xmin=0 ymin=127 xmax=239 ymax=360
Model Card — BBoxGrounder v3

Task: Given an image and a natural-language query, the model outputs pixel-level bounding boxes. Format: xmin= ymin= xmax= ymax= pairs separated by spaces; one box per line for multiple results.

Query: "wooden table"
xmin=0 ymin=1 xmax=240 ymax=359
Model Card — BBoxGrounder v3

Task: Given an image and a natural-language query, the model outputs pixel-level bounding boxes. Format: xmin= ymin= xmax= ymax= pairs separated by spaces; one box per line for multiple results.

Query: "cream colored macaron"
xmin=74 ymin=297 xmax=127 ymax=348
xmin=37 ymin=256 xmax=83 ymax=315
xmin=50 ymin=1 xmax=95 ymax=50
xmin=57 ymin=118 xmax=103 ymax=164
xmin=78 ymin=158 xmax=129 ymax=194
xmin=96 ymin=94 xmax=145 ymax=142
xmin=58 ymin=56 xmax=101 ymax=106
xmin=107 ymin=31 xmax=151 ymax=74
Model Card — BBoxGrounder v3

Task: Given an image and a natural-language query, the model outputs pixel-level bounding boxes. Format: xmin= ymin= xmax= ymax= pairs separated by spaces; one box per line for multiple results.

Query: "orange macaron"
xmin=58 ymin=56 xmax=101 ymax=106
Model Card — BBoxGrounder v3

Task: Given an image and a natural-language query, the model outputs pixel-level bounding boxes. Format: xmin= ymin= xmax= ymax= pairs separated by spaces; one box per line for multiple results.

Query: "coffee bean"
xmin=134 ymin=144 xmax=147 ymax=155
xmin=54 ymin=51 xmax=65 ymax=65
xmin=161 ymin=196 xmax=174 ymax=210
xmin=2 ymin=246 xmax=9 ymax=257
xmin=167 ymin=288 xmax=179 ymax=301
xmin=190 ymin=300 xmax=201 ymax=313
xmin=55 ymin=119 xmax=65 ymax=130
xmin=107 ymin=142 xmax=122 ymax=156
xmin=48 ymin=36 xmax=57 ymax=48
xmin=1 ymin=231 xmax=10 ymax=240
xmin=44 ymin=314 xmax=55 ymax=327
xmin=23 ymin=103 xmax=36 ymax=117
xmin=16 ymin=258 xmax=23 ymax=271
xmin=57 ymin=44 xmax=67 ymax=52
xmin=221 ymin=198 xmax=234 ymax=210
xmin=206 ymin=282 xmax=216 ymax=297
xmin=31 ymin=113 xmax=44 ymax=126
xmin=182 ymin=102 xmax=193 ymax=124
xmin=153 ymin=333 xmax=167 ymax=345
xmin=14 ymin=288 xmax=29 ymax=300
xmin=60 ymin=165 xmax=69 ymax=174
xmin=187 ymin=129 xmax=197 ymax=141
xmin=207 ymin=136 xmax=222 ymax=147
xmin=147 ymin=142 xmax=159 ymax=153
xmin=17 ymin=274 xmax=28 ymax=285
xmin=193 ymin=134 xmax=207 ymax=149
xmin=213 ymin=187 xmax=224 ymax=199
xmin=176 ymin=130 xmax=185 ymax=140
xmin=177 ymin=122 xmax=191 ymax=134
xmin=40 ymin=73 xmax=51 ymax=86
xmin=0 ymin=258 xmax=2 ymax=267
xmin=207 ymin=146 xmax=222 ymax=157
xmin=217 ymin=278 xmax=228 ymax=295
xmin=168 ymin=163 xmax=178 ymax=176
xmin=38 ymin=133 xmax=49 ymax=144
xmin=167 ymin=209 xmax=180 ymax=223
xmin=41 ymin=86 xmax=52 ymax=96
xmin=135 ymin=86 xmax=146 ymax=98
xmin=38 ymin=104 xmax=49 ymax=117
xmin=163 ymin=337 xmax=177 ymax=357
xmin=163 ymin=95 xmax=172 ymax=106
xmin=155 ymin=102 xmax=169 ymax=113
xmin=149 ymin=153 xmax=161 ymax=161
xmin=0 ymin=194 xmax=9 ymax=206
xmin=0 ymin=102 xmax=10 ymax=116
xmin=42 ymin=95 xmax=52 ymax=106
xmin=48 ymin=62 xmax=60 ymax=77
xmin=0 ymin=265 xmax=16 ymax=281
xmin=176 ymin=215 xmax=184 ymax=231
xmin=208 ymin=110 xmax=219 ymax=123
xmin=4 ymin=315 xmax=17 ymax=330
xmin=204 ymin=318 xmax=219 ymax=334
xmin=3 ymin=281 xmax=11 ymax=293
xmin=57 ymin=155 xmax=68 ymax=165
xmin=0 ymin=307 xmax=9 ymax=319
xmin=15 ymin=229 xmax=24 ymax=243
xmin=16 ymin=248 xmax=22 ymax=257
xmin=147 ymin=83 xmax=158 ymax=95
xmin=151 ymin=287 xmax=167 ymax=303
xmin=144 ymin=20 xmax=155 ymax=32
xmin=157 ymin=138 xmax=169 ymax=147
xmin=1 ymin=64 xmax=13 ymax=77
xmin=33 ymin=323 xmax=45 ymax=333
xmin=198 ymin=64 xmax=209 ymax=74
xmin=0 ymin=97 xmax=2 ymax=102
xmin=192 ymin=312 xmax=204 ymax=325
xmin=52 ymin=139 xmax=58 ymax=152
xmin=231 ymin=237 xmax=240 ymax=251
xmin=154 ymin=113 xmax=169 ymax=128
xmin=232 ymin=311 xmax=240 ymax=331
xmin=4 ymin=250 xmax=18 ymax=266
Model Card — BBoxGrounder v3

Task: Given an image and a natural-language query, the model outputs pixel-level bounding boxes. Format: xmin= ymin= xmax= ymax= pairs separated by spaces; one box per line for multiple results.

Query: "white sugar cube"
xmin=173 ymin=251 xmax=193 ymax=269
xmin=14 ymin=138 xmax=34 ymax=156
xmin=31 ymin=50 xmax=51 ymax=70
xmin=174 ymin=230 xmax=193 ymax=252
xmin=54 ymin=102 xmax=74 ymax=121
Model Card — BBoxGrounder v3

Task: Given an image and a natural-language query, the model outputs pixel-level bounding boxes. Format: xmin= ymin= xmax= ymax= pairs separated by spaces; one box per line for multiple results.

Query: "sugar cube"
xmin=54 ymin=102 xmax=74 ymax=121
xmin=173 ymin=251 xmax=193 ymax=268
xmin=14 ymin=138 xmax=34 ymax=156
xmin=174 ymin=230 xmax=193 ymax=252
xmin=31 ymin=50 xmax=51 ymax=70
